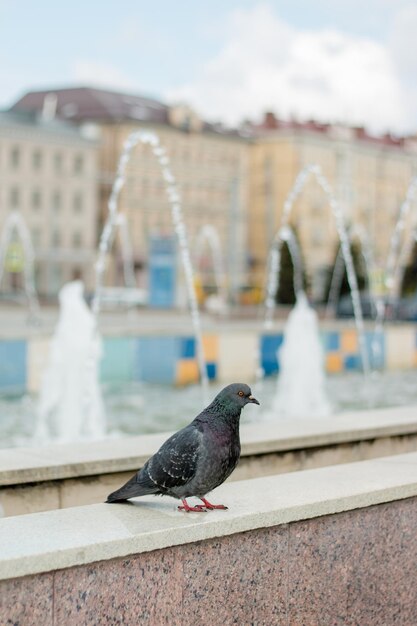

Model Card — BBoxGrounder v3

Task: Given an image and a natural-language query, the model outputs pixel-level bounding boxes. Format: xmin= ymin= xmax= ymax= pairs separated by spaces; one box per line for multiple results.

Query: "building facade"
xmin=12 ymin=88 xmax=249 ymax=305
xmin=0 ymin=111 xmax=98 ymax=297
xmin=249 ymin=114 xmax=417 ymax=300
xmin=10 ymin=91 xmax=417 ymax=306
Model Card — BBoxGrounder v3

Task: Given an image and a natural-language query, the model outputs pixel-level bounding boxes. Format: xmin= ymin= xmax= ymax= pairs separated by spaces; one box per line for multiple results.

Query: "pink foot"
xmin=178 ymin=498 xmax=207 ymax=512
xmin=200 ymin=497 xmax=228 ymax=510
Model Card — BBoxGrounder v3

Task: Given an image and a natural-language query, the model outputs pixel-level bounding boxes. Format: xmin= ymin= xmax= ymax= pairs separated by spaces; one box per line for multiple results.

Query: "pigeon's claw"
xmin=178 ymin=499 xmax=208 ymax=512
xmin=200 ymin=497 xmax=228 ymax=510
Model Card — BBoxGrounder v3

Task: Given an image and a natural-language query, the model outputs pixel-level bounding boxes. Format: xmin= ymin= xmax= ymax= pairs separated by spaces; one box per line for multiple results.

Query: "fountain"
xmin=32 ymin=130 xmax=210 ymax=443
xmin=272 ymin=291 xmax=331 ymax=418
xmin=0 ymin=210 xmax=40 ymax=321
xmin=35 ymin=280 xmax=105 ymax=442
xmin=263 ymin=164 xmax=370 ymax=376
xmin=92 ymin=130 xmax=209 ymax=399
xmin=194 ymin=224 xmax=228 ymax=314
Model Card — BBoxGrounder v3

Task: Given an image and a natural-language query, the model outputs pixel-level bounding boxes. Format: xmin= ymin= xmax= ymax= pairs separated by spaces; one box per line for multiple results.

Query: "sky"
xmin=1 ymin=0 xmax=417 ymax=134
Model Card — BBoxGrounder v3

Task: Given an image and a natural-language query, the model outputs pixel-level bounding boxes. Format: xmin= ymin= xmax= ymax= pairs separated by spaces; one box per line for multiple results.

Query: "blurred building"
xmin=0 ymin=110 xmax=98 ymax=297
xmin=9 ymin=90 xmax=417 ymax=306
xmin=11 ymin=88 xmax=249 ymax=304
xmin=249 ymin=113 xmax=417 ymax=300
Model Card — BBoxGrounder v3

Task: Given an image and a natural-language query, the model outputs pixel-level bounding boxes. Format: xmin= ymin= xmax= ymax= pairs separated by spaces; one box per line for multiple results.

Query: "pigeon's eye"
xmin=238 ymin=390 xmax=244 ymax=397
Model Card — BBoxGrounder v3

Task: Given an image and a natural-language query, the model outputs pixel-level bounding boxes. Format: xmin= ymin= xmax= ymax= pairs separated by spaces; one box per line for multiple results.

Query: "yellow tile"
xmin=202 ymin=334 xmax=219 ymax=362
xmin=341 ymin=329 xmax=358 ymax=354
xmin=326 ymin=352 xmax=343 ymax=373
xmin=177 ymin=359 xmax=199 ymax=385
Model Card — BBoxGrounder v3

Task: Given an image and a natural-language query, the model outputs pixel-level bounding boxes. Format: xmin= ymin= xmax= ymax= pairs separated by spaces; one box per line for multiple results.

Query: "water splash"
xmin=92 ymin=130 xmax=208 ymax=399
xmin=35 ymin=281 xmax=105 ymax=442
xmin=272 ymin=291 xmax=331 ymax=418
xmin=264 ymin=164 xmax=369 ymax=376
xmin=0 ymin=210 xmax=40 ymax=321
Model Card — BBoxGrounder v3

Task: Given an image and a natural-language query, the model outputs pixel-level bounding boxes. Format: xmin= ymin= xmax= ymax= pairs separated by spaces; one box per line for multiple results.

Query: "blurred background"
xmin=0 ymin=0 xmax=416 ymax=306
xmin=1 ymin=1 xmax=417 ymax=447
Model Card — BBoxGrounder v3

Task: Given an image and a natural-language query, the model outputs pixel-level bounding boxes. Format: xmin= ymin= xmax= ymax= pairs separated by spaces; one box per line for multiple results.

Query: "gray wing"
xmin=147 ymin=424 xmax=203 ymax=491
xmin=106 ymin=423 xmax=203 ymax=502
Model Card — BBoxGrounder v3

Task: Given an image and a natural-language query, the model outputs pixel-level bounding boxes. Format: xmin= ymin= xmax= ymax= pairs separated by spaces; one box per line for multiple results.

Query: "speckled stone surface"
xmin=1 ymin=498 xmax=416 ymax=625
xmin=181 ymin=524 xmax=288 ymax=624
xmin=0 ymin=572 xmax=53 ymax=625
xmin=288 ymin=497 xmax=417 ymax=626
xmin=53 ymin=547 xmax=183 ymax=626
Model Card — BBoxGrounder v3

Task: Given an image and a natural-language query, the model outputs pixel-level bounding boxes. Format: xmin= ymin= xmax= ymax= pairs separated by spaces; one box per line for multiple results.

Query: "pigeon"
xmin=106 ymin=383 xmax=260 ymax=512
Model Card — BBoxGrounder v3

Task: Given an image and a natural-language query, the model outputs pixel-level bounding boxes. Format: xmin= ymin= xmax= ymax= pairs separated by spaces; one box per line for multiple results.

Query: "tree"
xmin=401 ymin=242 xmax=417 ymax=296
xmin=323 ymin=241 xmax=367 ymax=303
xmin=275 ymin=230 xmax=308 ymax=305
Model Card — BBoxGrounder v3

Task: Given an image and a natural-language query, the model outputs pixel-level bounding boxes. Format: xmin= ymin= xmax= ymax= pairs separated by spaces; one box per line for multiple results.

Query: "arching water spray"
xmin=92 ymin=131 xmax=209 ymax=399
xmin=264 ymin=164 xmax=369 ymax=376
xmin=325 ymin=225 xmax=375 ymax=320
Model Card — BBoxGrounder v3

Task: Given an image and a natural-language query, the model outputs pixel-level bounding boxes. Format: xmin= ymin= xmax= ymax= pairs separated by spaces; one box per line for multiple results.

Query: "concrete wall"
xmin=2 ymin=323 xmax=417 ymax=392
xmin=1 ymin=494 xmax=416 ymax=624
xmin=1 ymin=452 xmax=416 ymax=623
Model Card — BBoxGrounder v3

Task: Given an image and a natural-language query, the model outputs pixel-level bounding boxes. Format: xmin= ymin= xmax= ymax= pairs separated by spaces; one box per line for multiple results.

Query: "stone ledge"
xmin=1 ymin=405 xmax=416 ymax=486
xmin=1 ymin=451 xmax=417 ymax=581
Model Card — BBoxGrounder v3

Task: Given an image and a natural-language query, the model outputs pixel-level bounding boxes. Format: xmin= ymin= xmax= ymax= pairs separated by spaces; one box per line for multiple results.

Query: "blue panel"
xmin=325 ymin=332 xmax=340 ymax=351
xmin=206 ymin=362 xmax=217 ymax=380
xmin=0 ymin=340 xmax=27 ymax=392
xmin=180 ymin=337 xmax=196 ymax=359
xmin=344 ymin=354 xmax=361 ymax=371
xmin=135 ymin=337 xmax=178 ymax=383
xmin=261 ymin=334 xmax=283 ymax=376
xmin=100 ymin=337 xmax=135 ymax=383
xmin=149 ymin=237 xmax=176 ymax=308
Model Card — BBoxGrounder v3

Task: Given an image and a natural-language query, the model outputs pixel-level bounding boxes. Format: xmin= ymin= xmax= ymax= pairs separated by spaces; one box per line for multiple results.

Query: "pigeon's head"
xmin=216 ymin=383 xmax=260 ymax=410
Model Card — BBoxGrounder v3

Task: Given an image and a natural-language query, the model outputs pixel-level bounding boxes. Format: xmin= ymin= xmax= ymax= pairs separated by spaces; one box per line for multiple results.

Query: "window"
xmin=10 ymin=146 xmax=20 ymax=169
xmin=72 ymin=231 xmax=82 ymax=248
xmin=73 ymin=154 xmax=84 ymax=174
xmin=10 ymin=187 xmax=20 ymax=208
xmin=32 ymin=228 xmax=42 ymax=247
xmin=32 ymin=189 xmax=42 ymax=210
xmin=73 ymin=192 xmax=83 ymax=213
xmin=32 ymin=150 xmax=42 ymax=170
xmin=54 ymin=152 xmax=63 ymax=173
xmin=52 ymin=191 xmax=61 ymax=212
xmin=51 ymin=230 xmax=61 ymax=247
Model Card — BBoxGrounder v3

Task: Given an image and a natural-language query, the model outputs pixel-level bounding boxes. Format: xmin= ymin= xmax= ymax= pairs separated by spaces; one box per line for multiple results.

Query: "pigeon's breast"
xmin=188 ymin=426 xmax=241 ymax=497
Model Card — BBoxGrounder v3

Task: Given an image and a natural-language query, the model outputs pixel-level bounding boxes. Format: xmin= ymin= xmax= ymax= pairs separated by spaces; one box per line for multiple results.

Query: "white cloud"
xmin=166 ymin=3 xmax=411 ymax=133
xmin=71 ymin=60 xmax=138 ymax=92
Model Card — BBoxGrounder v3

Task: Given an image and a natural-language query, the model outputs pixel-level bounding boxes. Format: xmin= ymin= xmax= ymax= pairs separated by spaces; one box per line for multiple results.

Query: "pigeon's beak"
xmin=248 ymin=395 xmax=260 ymax=405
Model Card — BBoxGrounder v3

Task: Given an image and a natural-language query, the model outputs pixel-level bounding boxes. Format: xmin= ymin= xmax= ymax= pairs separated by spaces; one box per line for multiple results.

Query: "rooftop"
xmin=252 ymin=110 xmax=417 ymax=149
xmin=11 ymin=86 xmax=170 ymax=125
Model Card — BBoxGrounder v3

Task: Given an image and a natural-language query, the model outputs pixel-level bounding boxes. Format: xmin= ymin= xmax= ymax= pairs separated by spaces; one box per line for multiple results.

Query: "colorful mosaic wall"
xmin=0 ymin=326 xmax=416 ymax=392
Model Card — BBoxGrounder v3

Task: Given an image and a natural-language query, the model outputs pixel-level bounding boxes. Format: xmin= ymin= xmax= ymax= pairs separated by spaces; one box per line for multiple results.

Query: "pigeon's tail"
xmin=106 ymin=467 xmax=159 ymax=503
